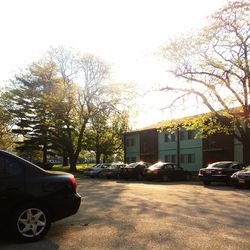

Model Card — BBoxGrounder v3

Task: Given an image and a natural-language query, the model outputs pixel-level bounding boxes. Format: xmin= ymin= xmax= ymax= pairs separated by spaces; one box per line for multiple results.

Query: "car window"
xmin=207 ymin=162 xmax=232 ymax=169
xmin=5 ymin=157 xmax=24 ymax=177
xmin=166 ymin=164 xmax=174 ymax=170
xmin=172 ymin=164 xmax=178 ymax=170
xmin=231 ymin=164 xmax=243 ymax=170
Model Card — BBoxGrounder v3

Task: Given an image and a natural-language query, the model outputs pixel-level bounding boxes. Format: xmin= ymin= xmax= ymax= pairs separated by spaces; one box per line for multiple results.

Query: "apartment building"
xmin=124 ymin=122 xmax=242 ymax=172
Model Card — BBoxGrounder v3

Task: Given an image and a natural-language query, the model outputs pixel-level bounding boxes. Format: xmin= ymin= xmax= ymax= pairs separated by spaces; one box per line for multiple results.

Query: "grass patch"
xmin=51 ymin=163 xmax=95 ymax=178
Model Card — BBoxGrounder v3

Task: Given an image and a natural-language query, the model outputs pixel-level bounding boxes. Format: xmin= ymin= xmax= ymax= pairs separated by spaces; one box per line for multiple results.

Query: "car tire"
xmin=10 ymin=203 xmax=51 ymax=242
xmin=203 ymin=181 xmax=211 ymax=186
xmin=186 ymin=173 xmax=192 ymax=181
xmin=137 ymin=173 xmax=143 ymax=181
xmin=162 ymin=175 xmax=169 ymax=182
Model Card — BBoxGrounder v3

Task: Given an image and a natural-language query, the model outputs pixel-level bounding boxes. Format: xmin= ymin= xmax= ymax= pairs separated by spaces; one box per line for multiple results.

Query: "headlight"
xmin=231 ymin=173 xmax=237 ymax=178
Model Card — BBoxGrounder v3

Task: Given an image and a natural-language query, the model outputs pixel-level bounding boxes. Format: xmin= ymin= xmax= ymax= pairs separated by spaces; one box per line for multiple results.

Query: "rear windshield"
xmin=127 ymin=162 xmax=140 ymax=168
xmin=149 ymin=162 xmax=164 ymax=170
xmin=207 ymin=162 xmax=232 ymax=169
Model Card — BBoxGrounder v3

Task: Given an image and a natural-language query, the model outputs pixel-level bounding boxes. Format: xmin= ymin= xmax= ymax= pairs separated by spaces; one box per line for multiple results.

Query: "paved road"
xmin=1 ymin=179 xmax=250 ymax=250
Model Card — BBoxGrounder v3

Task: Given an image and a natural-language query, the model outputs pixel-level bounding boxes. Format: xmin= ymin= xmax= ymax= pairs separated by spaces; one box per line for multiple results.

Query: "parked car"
xmin=84 ymin=163 xmax=111 ymax=178
xmin=231 ymin=165 xmax=250 ymax=188
xmin=0 ymin=150 xmax=81 ymax=242
xmin=198 ymin=161 xmax=245 ymax=185
xmin=145 ymin=162 xmax=192 ymax=181
xmin=99 ymin=163 xmax=127 ymax=179
xmin=120 ymin=162 xmax=151 ymax=180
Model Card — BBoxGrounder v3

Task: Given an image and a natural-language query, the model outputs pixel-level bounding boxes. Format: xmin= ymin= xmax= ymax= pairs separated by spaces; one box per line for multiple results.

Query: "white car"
xmin=84 ymin=163 xmax=111 ymax=178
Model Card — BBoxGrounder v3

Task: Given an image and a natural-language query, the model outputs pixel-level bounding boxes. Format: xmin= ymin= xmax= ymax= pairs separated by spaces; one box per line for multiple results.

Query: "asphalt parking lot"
xmin=1 ymin=178 xmax=250 ymax=250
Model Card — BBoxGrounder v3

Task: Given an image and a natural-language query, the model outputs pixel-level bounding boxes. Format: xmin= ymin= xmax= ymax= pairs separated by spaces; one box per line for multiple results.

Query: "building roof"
xmin=126 ymin=106 xmax=245 ymax=134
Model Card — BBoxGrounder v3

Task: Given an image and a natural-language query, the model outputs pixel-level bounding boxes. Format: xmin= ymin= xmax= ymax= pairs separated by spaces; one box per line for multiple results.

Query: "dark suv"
xmin=0 ymin=150 xmax=81 ymax=242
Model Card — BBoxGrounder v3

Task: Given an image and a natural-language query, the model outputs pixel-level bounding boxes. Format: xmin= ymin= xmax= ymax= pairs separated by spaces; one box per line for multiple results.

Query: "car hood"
xmin=235 ymin=168 xmax=250 ymax=174
xmin=201 ymin=167 xmax=223 ymax=171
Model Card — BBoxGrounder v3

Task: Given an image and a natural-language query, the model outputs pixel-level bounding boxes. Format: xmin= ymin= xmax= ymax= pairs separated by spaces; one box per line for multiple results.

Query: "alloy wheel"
xmin=17 ymin=208 xmax=47 ymax=238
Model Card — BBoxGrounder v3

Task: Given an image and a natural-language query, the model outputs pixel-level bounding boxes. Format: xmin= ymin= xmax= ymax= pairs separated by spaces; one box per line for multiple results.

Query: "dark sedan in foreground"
xmin=145 ymin=162 xmax=192 ymax=181
xmin=120 ymin=162 xmax=151 ymax=180
xmin=0 ymin=150 xmax=81 ymax=242
xmin=198 ymin=161 xmax=245 ymax=185
xmin=231 ymin=165 xmax=250 ymax=188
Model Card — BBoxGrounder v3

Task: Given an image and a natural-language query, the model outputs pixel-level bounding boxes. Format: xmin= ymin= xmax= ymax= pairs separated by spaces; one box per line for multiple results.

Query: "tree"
xmin=6 ymin=61 xmax=59 ymax=161
xmin=85 ymin=109 xmax=130 ymax=163
xmin=5 ymin=47 xmax=134 ymax=170
xmin=47 ymin=48 xmax=114 ymax=171
xmin=0 ymin=93 xmax=14 ymax=150
xmin=160 ymin=1 xmax=250 ymax=163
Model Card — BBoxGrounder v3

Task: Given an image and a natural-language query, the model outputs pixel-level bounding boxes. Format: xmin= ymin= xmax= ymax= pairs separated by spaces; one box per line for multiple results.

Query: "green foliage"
xmin=6 ymin=61 xmax=60 ymax=162
xmin=2 ymin=46 xmax=134 ymax=168
xmin=0 ymin=94 xmax=14 ymax=150
xmin=162 ymin=111 xmax=237 ymax=138
xmin=84 ymin=109 xmax=130 ymax=162
xmin=160 ymin=1 xmax=250 ymax=162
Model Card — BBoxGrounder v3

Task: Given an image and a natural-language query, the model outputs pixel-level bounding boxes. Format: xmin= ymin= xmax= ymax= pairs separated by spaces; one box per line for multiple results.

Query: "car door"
xmin=172 ymin=164 xmax=184 ymax=180
xmin=0 ymin=153 xmax=25 ymax=221
xmin=164 ymin=164 xmax=175 ymax=180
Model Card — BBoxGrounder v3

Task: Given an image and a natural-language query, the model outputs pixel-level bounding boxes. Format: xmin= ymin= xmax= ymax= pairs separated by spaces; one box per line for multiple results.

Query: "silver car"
xmin=84 ymin=163 xmax=111 ymax=178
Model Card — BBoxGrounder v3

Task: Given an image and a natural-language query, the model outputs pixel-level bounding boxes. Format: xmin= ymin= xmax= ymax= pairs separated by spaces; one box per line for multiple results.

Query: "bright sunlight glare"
xmin=0 ymin=0 xmax=228 ymax=128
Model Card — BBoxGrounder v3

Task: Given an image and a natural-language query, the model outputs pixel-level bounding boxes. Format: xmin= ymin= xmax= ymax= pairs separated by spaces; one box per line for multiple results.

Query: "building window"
xmin=180 ymin=131 xmax=186 ymax=140
xmin=164 ymin=134 xmax=169 ymax=142
xmin=188 ymin=154 xmax=195 ymax=163
xmin=164 ymin=133 xmax=175 ymax=142
xmin=165 ymin=154 xmax=176 ymax=163
xmin=187 ymin=130 xmax=195 ymax=140
xmin=126 ymin=138 xmax=135 ymax=147
xmin=180 ymin=154 xmax=186 ymax=163
xmin=171 ymin=155 xmax=176 ymax=163
xmin=180 ymin=154 xmax=195 ymax=163
xmin=131 ymin=157 xmax=136 ymax=163
xmin=165 ymin=155 xmax=170 ymax=162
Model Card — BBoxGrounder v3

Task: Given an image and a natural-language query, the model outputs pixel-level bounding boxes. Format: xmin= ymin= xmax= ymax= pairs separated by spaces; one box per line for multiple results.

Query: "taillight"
xmin=215 ymin=170 xmax=222 ymax=175
xmin=70 ymin=176 xmax=77 ymax=192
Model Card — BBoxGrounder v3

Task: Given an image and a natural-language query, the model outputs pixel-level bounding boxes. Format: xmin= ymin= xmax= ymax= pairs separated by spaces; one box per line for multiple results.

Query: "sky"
xmin=0 ymin=0 xmax=228 ymax=128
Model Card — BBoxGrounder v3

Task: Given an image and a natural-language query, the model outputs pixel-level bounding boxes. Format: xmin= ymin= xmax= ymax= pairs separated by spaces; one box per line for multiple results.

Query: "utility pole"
xmin=176 ymin=127 xmax=180 ymax=167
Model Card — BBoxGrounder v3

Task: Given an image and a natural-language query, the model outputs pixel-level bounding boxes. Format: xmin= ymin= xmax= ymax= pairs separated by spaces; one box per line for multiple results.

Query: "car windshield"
xmin=207 ymin=162 xmax=232 ymax=169
xmin=93 ymin=164 xmax=102 ymax=168
xmin=149 ymin=162 xmax=164 ymax=170
xmin=107 ymin=165 xmax=117 ymax=169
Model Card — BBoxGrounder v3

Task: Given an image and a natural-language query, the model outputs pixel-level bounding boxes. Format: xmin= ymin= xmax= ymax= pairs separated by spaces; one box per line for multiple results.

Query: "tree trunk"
xmin=96 ymin=150 xmax=101 ymax=164
xmin=62 ymin=154 xmax=68 ymax=166
xmin=69 ymin=154 xmax=77 ymax=172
